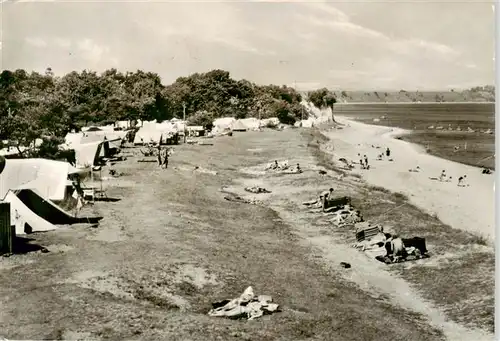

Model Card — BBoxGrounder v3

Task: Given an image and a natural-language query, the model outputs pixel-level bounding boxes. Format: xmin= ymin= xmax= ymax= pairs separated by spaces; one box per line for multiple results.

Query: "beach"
xmin=335 ymin=103 xmax=495 ymax=169
xmin=323 ymin=117 xmax=495 ymax=240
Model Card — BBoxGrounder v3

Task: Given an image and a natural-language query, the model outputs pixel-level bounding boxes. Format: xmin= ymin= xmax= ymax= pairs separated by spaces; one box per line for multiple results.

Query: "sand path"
xmin=323 ymin=117 xmax=495 ymax=240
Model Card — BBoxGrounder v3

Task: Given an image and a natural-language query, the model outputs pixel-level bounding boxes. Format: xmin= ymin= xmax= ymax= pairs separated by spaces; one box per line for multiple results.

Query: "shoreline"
xmin=321 ymin=117 xmax=495 ymax=240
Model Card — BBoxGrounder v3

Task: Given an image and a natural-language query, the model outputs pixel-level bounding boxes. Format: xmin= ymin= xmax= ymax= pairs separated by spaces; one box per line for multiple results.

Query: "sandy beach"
xmin=323 ymin=117 xmax=495 ymax=240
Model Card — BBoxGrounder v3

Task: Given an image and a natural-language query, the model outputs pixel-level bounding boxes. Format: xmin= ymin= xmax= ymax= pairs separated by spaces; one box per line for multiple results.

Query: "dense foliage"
xmin=0 ymin=68 xmax=309 ymax=150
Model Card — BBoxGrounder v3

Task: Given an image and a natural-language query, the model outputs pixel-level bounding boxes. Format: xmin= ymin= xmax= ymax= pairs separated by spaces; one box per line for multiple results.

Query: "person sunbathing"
xmin=409 ymin=166 xmax=421 ymax=172
xmin=303 ymin=195 xmax=324 ymax=206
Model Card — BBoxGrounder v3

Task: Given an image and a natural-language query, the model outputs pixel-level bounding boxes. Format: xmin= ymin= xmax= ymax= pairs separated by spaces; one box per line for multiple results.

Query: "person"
xmin=272 ymin=160 xmax=278 ymax=170
xmin=386 ymin=147 xmax=391 ymax=157
xmin=295 ymin=163 xmax=302 ymax=173
xmin=363 ymin=155 xmax=368 ymax=168
xmin=439 ymin=170 xmax=446 ymax=182
xmin=157 ymin=146 xmax=162 ymax=166
xmin=458 ymin=175 xmax=466 ymax=186
xmin=359 ymin=158 xmax=364 ymax=168
xmin=328 ymin=187 xmax=334 ymax=199
xmin=163 ymin=148 xmax=169 ymax=169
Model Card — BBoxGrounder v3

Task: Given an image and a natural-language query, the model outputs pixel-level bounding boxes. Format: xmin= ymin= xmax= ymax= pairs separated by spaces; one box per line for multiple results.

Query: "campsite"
xmin=0 ymin=3 xmax=495 ymax=334
xmin=0 ymin=111 xmax=494 ymax=340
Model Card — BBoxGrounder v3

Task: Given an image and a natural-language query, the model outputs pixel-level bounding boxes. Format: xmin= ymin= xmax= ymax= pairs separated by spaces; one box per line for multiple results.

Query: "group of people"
xmin=358 ymin=154 xmax=370 ymax=170
xmin=438 ymin=170 xmax=468 ymax=187
xmin=267 ymin=160 xmax=302 ymax=173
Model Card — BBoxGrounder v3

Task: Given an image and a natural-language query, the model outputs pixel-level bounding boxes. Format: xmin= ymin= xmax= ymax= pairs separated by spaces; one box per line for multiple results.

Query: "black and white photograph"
xmin=0 ymin=1 xmax=495 ymax=340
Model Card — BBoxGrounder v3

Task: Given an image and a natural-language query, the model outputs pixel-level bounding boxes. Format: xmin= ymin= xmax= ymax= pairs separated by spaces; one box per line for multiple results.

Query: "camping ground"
xmin=0 ymin=127 xmax=493 ymax=340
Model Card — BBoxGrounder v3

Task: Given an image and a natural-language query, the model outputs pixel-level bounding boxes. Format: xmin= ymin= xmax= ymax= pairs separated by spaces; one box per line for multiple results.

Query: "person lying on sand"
xmin=377 ymin=154 xmax=383 ymax=161
xmin=302 ymin=195 xmax=324 ymax=206
xmin=245 ymin=186 xmax=271 ymax=194
xmin=409 ymin=166 xmax=421 ymax=173
xmin=482 ymin=168 xmax=493 ymax=174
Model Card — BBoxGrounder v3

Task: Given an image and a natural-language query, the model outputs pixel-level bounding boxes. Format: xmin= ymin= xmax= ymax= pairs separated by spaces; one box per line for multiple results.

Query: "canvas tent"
xmin=260 ymin=117 xmax=280 ymax=127
xmin=239 ymin=118 xmax=260 ymax=131
xmin=212 ymin=117 xmax=236 ymax=134
xmin=71 ymin=141 xmax=104 ymax=168
xmin=133 ymin=128 xmax=164 ymax=145
xmin=4 ymin=190 xmax=57 ymax=234
xmin=0 ymin=156 xmax=85 ymax=201
xmin=231 ymin=120 xmax=248 ymax=132
xmin=133 ymin=122 xmax=178 ymax=145
xmin=15 ymin=189 xmax=102 ymax=225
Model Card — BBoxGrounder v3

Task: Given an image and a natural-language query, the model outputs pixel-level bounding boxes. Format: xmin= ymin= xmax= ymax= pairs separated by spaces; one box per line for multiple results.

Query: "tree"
xmin=307 ymin=88 xmax=337 ymax=122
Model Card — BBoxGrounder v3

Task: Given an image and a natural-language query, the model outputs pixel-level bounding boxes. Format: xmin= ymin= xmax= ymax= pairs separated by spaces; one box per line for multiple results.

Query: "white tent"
xmin=133 ymin=128 xmax=163 ymax=145
xmin=71 ymin=141 xmax=104 ymax=168
xmin=231 ymin=120 xmax=248 ymax=132
xmin=260 ymin=117 xmax=280 ymax=127
xmin=213 ymin=117 xmax=236 ymax=134
xmin=239 ymin=118 xmax=260 ymax=131
xmin=3 ymin=190 xmax=57 ymax=235
xmin=0 ymin=157 xmax=83 ymax=201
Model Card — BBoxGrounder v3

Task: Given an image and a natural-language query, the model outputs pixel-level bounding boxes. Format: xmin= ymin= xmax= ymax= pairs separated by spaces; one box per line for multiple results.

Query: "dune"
xmin=323 ymin=116 xmax=495 ymax=240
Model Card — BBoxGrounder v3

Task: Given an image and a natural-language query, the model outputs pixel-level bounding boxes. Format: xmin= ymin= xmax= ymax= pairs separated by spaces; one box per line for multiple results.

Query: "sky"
xmin=0 ymin=0 xmax=495 ymax=91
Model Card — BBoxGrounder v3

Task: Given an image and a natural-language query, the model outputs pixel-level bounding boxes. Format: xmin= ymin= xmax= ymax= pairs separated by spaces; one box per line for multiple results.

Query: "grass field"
xmin=335 ymin=103 xmax=495 ymax=169
xmin=0 ymin=127 xmax=493 ymax=340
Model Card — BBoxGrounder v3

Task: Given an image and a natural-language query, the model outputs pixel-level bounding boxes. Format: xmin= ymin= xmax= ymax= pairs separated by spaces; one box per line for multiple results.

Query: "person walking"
xmin=163 ymin=148 xmax=170 ymax=169
xmin=157 ymin=146 xmax=162 ymax=167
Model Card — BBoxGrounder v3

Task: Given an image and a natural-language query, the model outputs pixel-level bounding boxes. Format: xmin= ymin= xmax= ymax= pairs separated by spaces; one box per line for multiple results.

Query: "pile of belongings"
xmin=338 ymin=158 xmax=355 ymax=170
xmin=352 ymin=223 xmax=386 ymax=251
xmin=327 ymin=205 xmax=363 ymax=227
xmin=208 ymin=286 xmax=280 ymax=320
xmin=108 ymin=169 xmax=123 ymax=177
xmin=244 ymin=186 xmax=271 ymax=194
xmin=140 ymin=145 xmax=156 ymax=157
xmin=224 ymin=193 xmax=261 ymax=205
xmin=265 ymin=160 xmax=289 ymax=171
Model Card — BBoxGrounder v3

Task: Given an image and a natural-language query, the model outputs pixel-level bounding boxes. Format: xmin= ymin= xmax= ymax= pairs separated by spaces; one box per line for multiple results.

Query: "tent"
xmin=14 ymin=189 xmax=102 ymax=225
xmin=0 ymin=156 xmax=84 ymax=201
xmin=72 ymin=141 xmax=104 ymax=168
xmin=260 ymin=117 xmax=280 ymax=127
xmin=231 ymin=120 xmax=248 ymax=132
xmin=212 ymin=117 xmax=236 ymax=134
xmin=133 ymin=128 xmax=163 ymax=145
xmin=239 ymin=118 xmax=260 ymax=131
xmin=4 ymin=190 xmax=56 ymax=234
